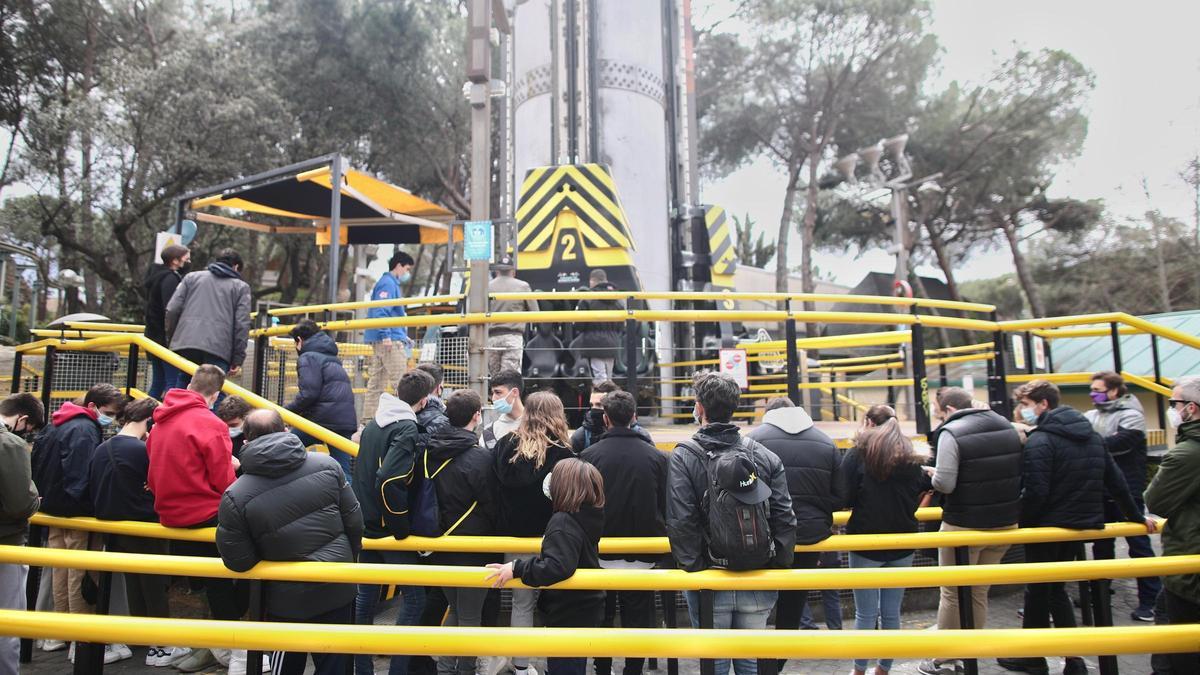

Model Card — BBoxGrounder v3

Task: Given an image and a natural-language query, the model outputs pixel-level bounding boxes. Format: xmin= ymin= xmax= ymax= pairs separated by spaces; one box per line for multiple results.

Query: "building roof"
xmin=824 ymin=272 xmax=962 ymax=338
xmin=1049 ymin=309 xmax=1200 ymax=382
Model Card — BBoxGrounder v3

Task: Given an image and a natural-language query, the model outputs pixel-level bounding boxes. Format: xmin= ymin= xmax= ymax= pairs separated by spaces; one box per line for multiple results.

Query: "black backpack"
xmin=409 ymin=450 xmax=478 ymax=538
xmin=678 ymin=438 xmax=775 ymax=571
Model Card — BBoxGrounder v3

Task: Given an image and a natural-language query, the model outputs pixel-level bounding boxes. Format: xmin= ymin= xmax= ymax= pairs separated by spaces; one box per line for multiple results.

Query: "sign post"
xmin=464 ymin=220 xmax=495 ymax=261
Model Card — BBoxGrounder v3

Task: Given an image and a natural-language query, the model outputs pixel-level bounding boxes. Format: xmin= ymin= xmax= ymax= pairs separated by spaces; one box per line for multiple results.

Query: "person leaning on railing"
xmin=216 ymin=409 xmax=362 ymax=675
xmin=840 ymin=405 xmax=932 ymax=675
xmin=0 ymin=393 xmax=45 ymax=675
xmin=1000 ymin=379 xmax=1158 ymax=675
xmin=1145 ymin=375 xmax=1200 ymax=674
xmin=285 ymin=319 xmax=358 ymax=484
xmin=916 ymin=387 xmax=1023 ymax=675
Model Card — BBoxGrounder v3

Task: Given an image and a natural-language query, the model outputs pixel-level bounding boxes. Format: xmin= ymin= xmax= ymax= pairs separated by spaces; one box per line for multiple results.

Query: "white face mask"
xmin=542 ymin=472 xmax=553 ymax=500
xmin=1168 ymin=408 xmax=1183 ymax=429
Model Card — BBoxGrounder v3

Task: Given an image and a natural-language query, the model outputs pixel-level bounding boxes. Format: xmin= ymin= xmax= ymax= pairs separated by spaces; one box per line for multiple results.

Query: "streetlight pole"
xmin=466 ymin=0 xmax=493 ymax=401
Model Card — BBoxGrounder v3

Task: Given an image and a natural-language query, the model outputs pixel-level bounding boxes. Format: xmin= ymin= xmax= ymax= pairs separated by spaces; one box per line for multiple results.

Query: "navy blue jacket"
xmin=31 ymin=403 xmax=103 ymax=517
xmin=90 ymin=435 xmax=158 ymax=522
xmin=286 ymin=332 xmax=357 ymax=433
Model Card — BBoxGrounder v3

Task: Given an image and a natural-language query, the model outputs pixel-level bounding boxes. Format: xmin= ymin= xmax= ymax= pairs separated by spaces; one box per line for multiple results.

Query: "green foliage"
xmin=959 ymin=275 xmax=1027 ymax=321
xmin=732 ymin=212 xmax=776 ymax=269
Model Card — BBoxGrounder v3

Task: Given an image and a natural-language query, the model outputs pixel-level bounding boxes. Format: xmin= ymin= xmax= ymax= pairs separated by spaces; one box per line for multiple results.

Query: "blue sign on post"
xmin=464 ymin=220 xmax=494 ymax=262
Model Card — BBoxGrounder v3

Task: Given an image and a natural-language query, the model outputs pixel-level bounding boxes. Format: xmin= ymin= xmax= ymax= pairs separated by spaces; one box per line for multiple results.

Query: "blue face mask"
xmin=398 ymin=271 xmax=412 ymax=283
xmin=492 ymin=391 xmax=514 ymax=416
xmin=1020 ymin=407 xmax=1038 ymax=425
xmin=96 ymin=413 xmax=114 ymax=428
xmin=229 ymin=426 xmax=243 ymax=438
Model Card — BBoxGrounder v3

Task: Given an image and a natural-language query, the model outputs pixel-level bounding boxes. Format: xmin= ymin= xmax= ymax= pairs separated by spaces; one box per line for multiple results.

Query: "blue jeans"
xmin=848 ymin=552 xmax=913 ymax=672
xmin=800 ymin=589 xmax=843 ymax=630
xmin=685 ymin=590 xmax=777 ymax=675
xmin=355 ymin=549 xmax=426 ymax=675
xmin=168 ymin=349 xmax=230 ymax=404
xmin=292 ymin=428 xmax=355 ymax=487
xmin=147 ymin=355 xmax=181 ymax=400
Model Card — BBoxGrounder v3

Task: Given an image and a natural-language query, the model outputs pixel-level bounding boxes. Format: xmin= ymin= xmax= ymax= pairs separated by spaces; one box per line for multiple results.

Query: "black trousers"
xmin=593 ymin=589 xmax=656 ymax=675
xmin=1165 ymin=590 xmax=1200 ymax=673
xmin=108 ymin=535 xmax=171 ymax=623
xmin=269 ymin=601 xmax=354 ymax=675
xmin=1020 ymin=541 xmax=1082 ymax=668
xmin=773 ymin=551 xmax=822 ymax=671
xmin=173 ymin=517 xmax=248 ymax=621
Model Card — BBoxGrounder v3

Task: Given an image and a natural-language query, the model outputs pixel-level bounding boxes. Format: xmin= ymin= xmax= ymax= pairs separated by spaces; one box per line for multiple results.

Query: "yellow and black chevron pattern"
xmin=705 ymin=205 xmax=737 ymax=278
xmin=516 ymin=164 xmax=634 ymax=253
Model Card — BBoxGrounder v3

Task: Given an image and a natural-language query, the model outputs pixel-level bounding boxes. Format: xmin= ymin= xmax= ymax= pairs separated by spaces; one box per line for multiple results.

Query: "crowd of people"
xmin=2 ymin=361 xmax=1193 ymax=675
xmin=0 ymin=245 xmax=1189 ymax=675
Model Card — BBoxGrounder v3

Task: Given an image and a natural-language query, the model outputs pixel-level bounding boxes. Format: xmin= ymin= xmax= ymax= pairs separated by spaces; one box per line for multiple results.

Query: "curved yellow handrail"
xmin=0 ymin=545 xmax=1192 ymax=591
xmin=28 ymin=514 xmax=1157 ymax=555
xmin=2 ymin=611 xmax=1195 ymax=660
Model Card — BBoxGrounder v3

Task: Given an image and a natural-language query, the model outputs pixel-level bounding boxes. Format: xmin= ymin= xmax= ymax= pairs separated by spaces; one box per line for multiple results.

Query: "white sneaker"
xmin=41 ymin=639 xmax=67 ymax=652
xmin=161 ymin=646 xmax=193 ymax=666
xmin=228 ymin=648 xmax=272 ymax=675
xmin=212 ymin=647 xmax=232 ymax=667
xmin=513 ymin=666 xmax=538 ymax=675
xmin=67 ymin=642 xmax=75 ymax=663
xmin=104 ymin=643 xmax=133 ymax=664
xmin=145 ymin=647 xmax=162 ymax=666
xmin=484 ymin=656 xmax=512 ymax=675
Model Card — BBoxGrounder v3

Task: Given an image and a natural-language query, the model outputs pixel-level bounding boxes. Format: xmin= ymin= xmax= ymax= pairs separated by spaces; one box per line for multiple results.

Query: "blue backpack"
xmin=409 ymin=451 xmax=477 ymax=537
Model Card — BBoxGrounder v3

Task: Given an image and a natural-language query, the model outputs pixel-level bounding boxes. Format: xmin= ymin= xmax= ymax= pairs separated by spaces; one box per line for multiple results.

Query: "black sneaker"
xmin=997 ymin=657 xmax=1050 ymax=675
xmin=1131 ymin=607 xmax=1155 ymax=622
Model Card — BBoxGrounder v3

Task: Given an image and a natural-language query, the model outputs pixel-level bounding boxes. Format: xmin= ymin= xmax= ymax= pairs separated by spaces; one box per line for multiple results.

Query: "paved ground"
xmin=19 ymin=539 xmax=1163 ymax=675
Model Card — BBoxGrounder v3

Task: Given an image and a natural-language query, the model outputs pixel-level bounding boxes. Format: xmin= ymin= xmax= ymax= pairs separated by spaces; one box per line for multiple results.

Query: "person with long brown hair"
xmin=491 ymin=391 xmax=576 ymax=675
xmin=486 ymin=458 xmax=606 ymax=675
xmin=841 ymin=412 xmax=932 ymax=675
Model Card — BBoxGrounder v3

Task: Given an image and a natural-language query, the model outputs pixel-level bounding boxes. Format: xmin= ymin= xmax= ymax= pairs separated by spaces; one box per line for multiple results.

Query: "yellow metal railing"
xmin=28 ymin=514 xmax=1156 ymax=555
xmin=4 ymin=611 xmax=1196 ymax=661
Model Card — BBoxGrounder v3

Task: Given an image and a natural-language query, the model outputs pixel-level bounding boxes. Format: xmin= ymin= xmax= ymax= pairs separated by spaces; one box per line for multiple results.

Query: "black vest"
xmin=932 ymin=408 xmax=1023 ymax=528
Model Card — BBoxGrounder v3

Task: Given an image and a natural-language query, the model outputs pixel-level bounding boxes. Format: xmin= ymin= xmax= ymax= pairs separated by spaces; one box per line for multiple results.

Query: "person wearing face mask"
xmin=143 ymin=244 xmax=190 ymax=400
xmin=286 ymin=319 xmax=359 ymax=483
xmin=146 ymin=366 xmax=252 ymax=673
xmin=0 ymin=393 xmax=45 ymax=675
xmin=1145 ymin=375 xmax=1200 ymax=673
xmin=481 ymin=369 xmax=525 ymax=450
xmin=352 ymin=369 xmax=434 ymax=675
xmin=30 ymin=383 xmax=127 ymax=662
xmin=570 ymin=381 xmax=653 ymax=453
xmin=1000 ymin=380 xmax=1157 ymax=675
xmin=363 ymin=250 xmax=417 ymax=422
xmin=90 ymin=397 xmax=186 ymax=667
xmin=216 ymin=396 xmax=252 ymax=462
xmin=1084 ymin=371 xmax=1161 ymax=622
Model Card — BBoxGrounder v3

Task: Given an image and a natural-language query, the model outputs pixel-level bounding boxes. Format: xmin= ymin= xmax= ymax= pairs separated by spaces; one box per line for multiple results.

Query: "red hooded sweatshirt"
xmin=146 ymin=389 xmax=235 ymax=527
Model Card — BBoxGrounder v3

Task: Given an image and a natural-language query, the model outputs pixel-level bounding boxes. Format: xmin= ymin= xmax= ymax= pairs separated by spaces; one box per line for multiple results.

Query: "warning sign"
xmin=1033 ymin=336 xmax=1046 ymax=370
xmin=719 ymin=349 xmax=749 ymax=390
xmin=1011 ymin=334 xmax=1026 ymax=371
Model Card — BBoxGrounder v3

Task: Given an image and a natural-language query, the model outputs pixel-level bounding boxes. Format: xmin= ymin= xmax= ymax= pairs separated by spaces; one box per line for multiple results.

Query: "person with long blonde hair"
xmin=491 ymin=391 xmax=575 ymax=675
xmin=841 ymin=413 xmax=932 ymax=675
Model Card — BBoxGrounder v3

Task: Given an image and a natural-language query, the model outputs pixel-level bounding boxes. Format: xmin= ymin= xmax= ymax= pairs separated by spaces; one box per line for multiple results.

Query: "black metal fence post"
xmin=1089 ymin=577 xmax=1119 ymax=675
xmin=662 ymin=590 xmax=678 ymax=675
xmin=125 ymin=344 xmax=139 ymax=396
xmin=1151 ymin=334 xmax=1166 ymax=430
xmin=785 ymin=301 xmax=800 ymax=406
xmin=1023 ymin=332 xmax=1034 ymax=374
xmin=1110 ymin=322 xmax=1123 ymax=373
xmin=9 ymin=349 xmax=21 ymax=393
xmin=41 ymin=345 xmax=56 ymax=418
xmin=912 ymin=322 xmax=930 ymax=436
xmin=247 ymin=581 xmax=266 ymax=675
xmin=74 ymin=535 xmax=113 ymax=675
xmin=988 ymin=313 xmax=1010 ymax=419
xmin=624 ymin=318 xmax=638 ymax=398
xmin=832 ymin=372 xmax=842 ymax=420
xmin=252 ymin=335 xmax=268 ymax=397
xmin=954 ymin=546 xmax=979 ymax=675
xmin=19 ymin=523 xmax=43 ymax=664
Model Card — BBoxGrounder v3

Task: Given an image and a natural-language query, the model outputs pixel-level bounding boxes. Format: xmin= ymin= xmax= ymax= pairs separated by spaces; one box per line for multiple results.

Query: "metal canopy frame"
xmin=173 ymin=154 xmax=458 ymax=303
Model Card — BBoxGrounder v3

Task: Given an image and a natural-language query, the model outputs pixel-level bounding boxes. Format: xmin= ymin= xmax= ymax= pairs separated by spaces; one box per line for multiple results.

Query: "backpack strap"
xmin=483 ymin=425 xmax=498 ymax=450
xmin=423 ymin=450 xmax=454 ymax=480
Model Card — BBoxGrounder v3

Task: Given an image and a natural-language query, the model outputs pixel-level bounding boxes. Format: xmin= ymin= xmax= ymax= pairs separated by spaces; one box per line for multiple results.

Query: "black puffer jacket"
xmin=513 ymin=506 xmax=605 ymax=627
xmin=417 ymin=395 xmax=451 ymax=448
xmin=286 ymin=332 xmax=357 ymax=433
xmin=143 ymin=264 xmax=182 ymax=345
xmin=580 ymin=426 xmax=668 ymax=562
xmin=1020 ymin=406 xmax=1142 ymax=529
xmin=493 ymin=435 xmax=575 ymax=537
xmin=747 ymin=407 xmax=843 ymax=545
xmin=575 ymin=282 xmax=623 ymax=358
xmin=665 ymin=423 xmax=797 ymax=571
xmin=217 ymin=431 xmax=363 ymax=619
xmin=428 ymin=425 xmax=498 ymax=566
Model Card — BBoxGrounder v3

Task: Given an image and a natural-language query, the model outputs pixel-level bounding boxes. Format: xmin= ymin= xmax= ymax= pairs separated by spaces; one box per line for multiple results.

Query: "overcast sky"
xmin=697 ymin=0 xmax=1200 ymax=287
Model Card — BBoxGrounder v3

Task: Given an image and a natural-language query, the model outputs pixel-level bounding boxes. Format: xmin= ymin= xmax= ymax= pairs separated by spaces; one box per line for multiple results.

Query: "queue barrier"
xmin=7 ymin=611 xmax=1198 ymax=661
xmin=0 ymin=545 xmax=1192 ymax=591
xmin=28 ymin=513 xmax=1158 ymax=554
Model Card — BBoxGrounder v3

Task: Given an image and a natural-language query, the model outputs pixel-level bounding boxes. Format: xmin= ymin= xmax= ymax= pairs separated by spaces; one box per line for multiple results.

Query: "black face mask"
xmin=586 ymin=407 xmax=606 ymax=429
